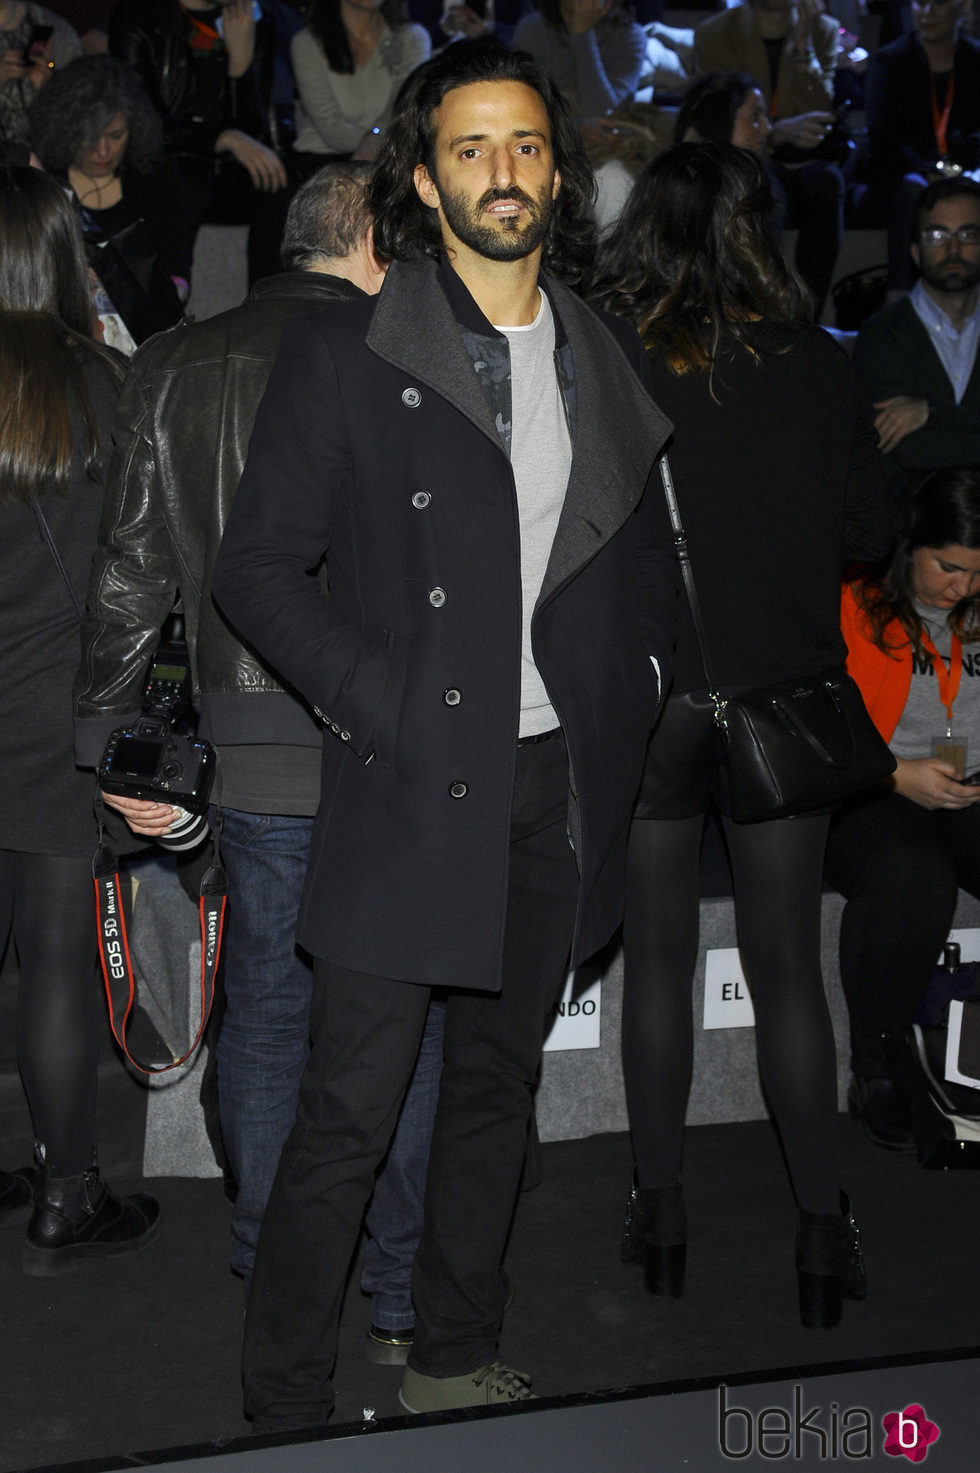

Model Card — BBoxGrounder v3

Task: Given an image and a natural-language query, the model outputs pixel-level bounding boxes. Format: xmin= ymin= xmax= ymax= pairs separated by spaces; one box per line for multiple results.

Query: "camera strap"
xmin=92 ymin=798 xmax=227 ymax=1075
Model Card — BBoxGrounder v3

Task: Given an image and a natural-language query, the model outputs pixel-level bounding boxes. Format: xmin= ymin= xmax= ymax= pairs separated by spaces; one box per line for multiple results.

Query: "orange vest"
xmin=841 ymin=583 xmax=911 ymax=743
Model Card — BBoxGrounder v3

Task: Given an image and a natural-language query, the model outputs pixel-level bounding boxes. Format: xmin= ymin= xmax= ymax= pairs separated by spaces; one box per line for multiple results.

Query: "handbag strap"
xmin=32 ymin=498 xmax=84 ymax=624
xmin=658 ymin=454 xmax=726 ymax=717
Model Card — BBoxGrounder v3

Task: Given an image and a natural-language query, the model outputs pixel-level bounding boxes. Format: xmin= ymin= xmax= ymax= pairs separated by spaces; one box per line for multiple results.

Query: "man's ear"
xmin=552 ymin=167 xmax=561 ymax=201
xmin=414 ymin=163 xmax=440 ymax=210
xmin=910 ymin=241 xmax=921 ymax=275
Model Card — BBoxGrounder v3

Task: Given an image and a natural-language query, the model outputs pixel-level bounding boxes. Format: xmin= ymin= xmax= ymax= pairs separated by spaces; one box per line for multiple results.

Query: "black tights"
xmin=622 ymin=812 xmax=839 ymax=1216
xmin=0 ymin=850 xmax=100 ymax=1175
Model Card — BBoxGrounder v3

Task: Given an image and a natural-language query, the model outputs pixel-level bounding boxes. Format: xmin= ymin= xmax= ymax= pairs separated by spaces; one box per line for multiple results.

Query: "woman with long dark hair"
xmin=673 ymin=70 xmax=771 ymax=155
xmin=827 ymin=468 xmax=980 ymax=1152
xmin=0 ymin=164 xmax=159 ymax=1270
xmin=289 ymin=0 xmax=430 ymax=177
xmin=29 ymin=54 xmax=189 ymax=345
xmin=592 ymin=142 xmax=891 ymax=1328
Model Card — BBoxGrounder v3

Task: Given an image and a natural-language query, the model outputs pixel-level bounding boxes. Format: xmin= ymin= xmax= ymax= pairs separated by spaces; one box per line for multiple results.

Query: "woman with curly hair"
xmin=0 ymin=163 xmax=160 ymax=1267
xmin=289 ymin=0 xmax=430 ymax=179
xmin=29 ymin=54 xmax=190 ymax=344
xmin=592 ymin=142 xmax=890 ymax=1329
xmin=826 ymin=468 xmax=980 ymax=1152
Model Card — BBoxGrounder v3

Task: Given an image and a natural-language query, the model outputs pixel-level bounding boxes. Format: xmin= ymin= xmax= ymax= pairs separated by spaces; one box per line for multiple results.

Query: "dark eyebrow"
xmin=446 ymin=129 xmax=548 ymax=148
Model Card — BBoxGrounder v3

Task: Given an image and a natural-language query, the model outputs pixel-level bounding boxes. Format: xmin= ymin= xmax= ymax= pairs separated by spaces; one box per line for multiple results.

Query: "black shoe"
xmin=796 ymin=1190 xmax=867 ymax=1329
xmin=848 ymin=1075 xmax=914 ymax=1151
xmin=0 ymin=1166 xmax=36 ymax=1226
xmin=365 ymin=1323 xmax=414 ymax=1366
xmin=621 ymin=1175 xmax=686 ymax=1296
xmin=23 ymin=1162 xmax=160 ymax=1277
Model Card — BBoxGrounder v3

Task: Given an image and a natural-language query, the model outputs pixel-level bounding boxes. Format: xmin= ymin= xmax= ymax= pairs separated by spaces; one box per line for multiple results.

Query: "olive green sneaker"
xmin=399 ymin=1361 xmax=535 ymax=1413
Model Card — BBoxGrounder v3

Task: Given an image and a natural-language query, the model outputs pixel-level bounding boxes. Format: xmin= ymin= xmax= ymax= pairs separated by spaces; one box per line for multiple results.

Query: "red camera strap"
xmin=93 ymin=843 xmax=226 ymax=1076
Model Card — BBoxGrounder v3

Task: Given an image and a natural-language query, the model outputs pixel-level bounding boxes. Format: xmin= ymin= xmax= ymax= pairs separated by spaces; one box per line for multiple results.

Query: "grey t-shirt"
xmin=889 ymin=602 xmax=980 ymax=770
xmin=497 ymin=292 xmax=572 ymax=738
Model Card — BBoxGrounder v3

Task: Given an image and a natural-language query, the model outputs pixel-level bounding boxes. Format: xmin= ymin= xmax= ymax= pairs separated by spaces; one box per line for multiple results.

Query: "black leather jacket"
xmin=74 ymin=271 xmax=368 ymax=766
xmin=109 ymin=0 xmax=278 ymax=157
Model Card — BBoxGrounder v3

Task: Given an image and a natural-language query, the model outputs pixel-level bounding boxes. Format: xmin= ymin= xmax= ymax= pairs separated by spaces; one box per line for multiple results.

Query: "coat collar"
xmin=366 ymin=256 xmax=671 ymax=603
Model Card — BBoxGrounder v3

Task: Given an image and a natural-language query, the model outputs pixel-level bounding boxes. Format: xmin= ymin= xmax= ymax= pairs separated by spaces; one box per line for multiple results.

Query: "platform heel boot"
xmin=796 ymin=1190 xmax=867 ymax=1329
xmin=621 ymin=1174 xmax=687 ymax=1297
xmin=23 ymin=1151 xmax=160 ymax=1277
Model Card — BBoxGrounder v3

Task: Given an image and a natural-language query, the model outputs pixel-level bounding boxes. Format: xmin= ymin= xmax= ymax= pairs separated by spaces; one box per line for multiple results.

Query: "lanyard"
xmin=931 ymin=72 xmax=955 ymax=158
xmin=920 ymin=627 xmax=963 ymax=736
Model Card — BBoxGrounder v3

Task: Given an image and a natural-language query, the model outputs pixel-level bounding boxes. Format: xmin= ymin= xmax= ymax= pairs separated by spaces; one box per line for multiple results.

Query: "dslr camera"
xmin=98 ymin=640 xmax=216 ymax=850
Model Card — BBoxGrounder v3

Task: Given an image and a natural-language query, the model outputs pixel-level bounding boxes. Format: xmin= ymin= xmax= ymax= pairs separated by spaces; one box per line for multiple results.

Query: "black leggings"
xmin=622 ymin=811 xmax=840 ymax=1216
xmin=824 ymin=787 xmax=980 ymax=1076
xmin=0 ymin=850 xmax=100 ymax=1175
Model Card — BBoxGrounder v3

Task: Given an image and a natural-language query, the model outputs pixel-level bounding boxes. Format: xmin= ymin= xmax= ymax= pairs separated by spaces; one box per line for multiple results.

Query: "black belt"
xmin=517 ymin=727 xmax=562 ymax=747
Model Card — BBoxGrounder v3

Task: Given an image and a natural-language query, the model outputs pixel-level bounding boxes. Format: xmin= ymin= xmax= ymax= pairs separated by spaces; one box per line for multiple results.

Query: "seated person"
xmin=28 ymin=54 xmax=189 ymax=343
xmin=674 ymin=69 xmax=771 ymax=156
xmin=854 ymin=179 xmax=980 ymax=487
xmin=694 ymin=0 xmax=842 ymax=317
xmin=109 ymin=0 xmax=289 ymax=284
xmin=826 ymin=466 xmax=980 ymax=1154
xmin=511 ymin=0 xmax=647 ymax=120
xmin=860 ymin=0 xmax=980 ymax=292
xmin=290 ymin=0 xmax=430 ymax=179
xmin=0 ymin=1 xmax=82 ymax=146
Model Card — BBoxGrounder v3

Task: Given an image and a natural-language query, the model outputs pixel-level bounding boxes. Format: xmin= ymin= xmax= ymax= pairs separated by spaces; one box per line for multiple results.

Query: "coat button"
xmin=402 ymin=387 xmax=422 ymax=408
xmin=443 ymin=688 xmax=461 ymax=706
xmin=428 ymin=587 xmax=447 ymax=607
xmin=449 ymin=781 xmax=468 ymax=799
xmin=412 ymin=490 xmax=430 ymax=509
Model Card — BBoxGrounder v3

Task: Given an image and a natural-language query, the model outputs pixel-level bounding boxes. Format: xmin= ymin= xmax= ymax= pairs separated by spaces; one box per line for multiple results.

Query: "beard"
xmin=435 ymin=180 xmax=555 ymax=263
xmin=920 ymin=257 xmax=980 ymax=296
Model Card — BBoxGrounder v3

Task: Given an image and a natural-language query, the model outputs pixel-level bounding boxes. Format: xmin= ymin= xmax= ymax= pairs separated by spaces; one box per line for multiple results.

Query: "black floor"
xmin=2 ymin=1112 xmax=979 ymax=1473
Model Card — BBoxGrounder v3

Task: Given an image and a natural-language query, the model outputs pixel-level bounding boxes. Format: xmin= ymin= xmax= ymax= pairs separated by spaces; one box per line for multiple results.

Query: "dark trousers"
xmin=824 ymin=786 xmax=980 ymax=1076
xmin=178 ymin=154 xmax=292 ymax=287
xmin=242 ymin=733 xmax=579 ymax=1428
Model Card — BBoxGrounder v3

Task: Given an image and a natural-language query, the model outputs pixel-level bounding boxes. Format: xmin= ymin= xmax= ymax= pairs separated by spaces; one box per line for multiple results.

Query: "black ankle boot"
xmin=621 ymin=1175 xmax=686 ymax=1296
xmin=796 ymin=1190 xmax=867 ymax=1329
xmin=848 ymin=1073 xmax=914 ymax=1151
xmin=23 ymin=1160 xmax=160 ymax=1277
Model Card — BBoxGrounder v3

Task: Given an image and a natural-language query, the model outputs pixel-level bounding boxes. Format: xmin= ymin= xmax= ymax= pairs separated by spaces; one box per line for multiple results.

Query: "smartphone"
xmin=959 ymin=772 xmax=980 ymax=786
xmin=25 ymin=23 xmax=54 ymax=60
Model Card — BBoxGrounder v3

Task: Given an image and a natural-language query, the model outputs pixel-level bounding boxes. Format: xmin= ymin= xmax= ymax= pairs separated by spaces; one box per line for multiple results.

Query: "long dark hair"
xmin=590 ymin=141 xmax=810 ymax=374
xmin=28 ymin=55 xmax=163 ymax=176
xmin=853 ymin=468 xmax=980 ymax=655
xmin=307 ymin=0 xmax=408 ymax=75
xmin=673 ymin=71 xmax=761 ymax=146
xmin=370 ymin=41 xmax=596 ymax=287
xmin=0 ymin=166 xmax=123 ymax=505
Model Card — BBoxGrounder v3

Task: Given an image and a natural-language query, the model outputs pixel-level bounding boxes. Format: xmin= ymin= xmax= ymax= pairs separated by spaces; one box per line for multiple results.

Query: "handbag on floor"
xmin=904 ymin=944 xmax=980 ymax=1168
xmin=658 ymin=456 xmax=896 ymax=822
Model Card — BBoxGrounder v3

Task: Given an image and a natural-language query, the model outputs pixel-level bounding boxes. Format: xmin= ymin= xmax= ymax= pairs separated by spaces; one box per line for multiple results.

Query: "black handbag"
xmin=659 ymin=456 xmax=896 ymax=823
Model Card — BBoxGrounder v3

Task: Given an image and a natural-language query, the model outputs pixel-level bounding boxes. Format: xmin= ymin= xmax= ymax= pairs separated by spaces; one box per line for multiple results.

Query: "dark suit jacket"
xmin=866 ymin=31 xmax=980 ymax=179
xmin=213 ymin=256 xmax=675 ymax=990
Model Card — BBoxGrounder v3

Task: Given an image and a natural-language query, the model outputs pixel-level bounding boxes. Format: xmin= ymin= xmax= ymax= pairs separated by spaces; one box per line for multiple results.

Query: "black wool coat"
xmin=212 ymin=256 xmax=675 ymax=990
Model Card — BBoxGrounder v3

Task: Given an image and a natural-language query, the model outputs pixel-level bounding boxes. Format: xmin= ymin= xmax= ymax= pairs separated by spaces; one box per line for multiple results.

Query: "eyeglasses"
xmin=918 ymin=225 xmax=980 ymax=246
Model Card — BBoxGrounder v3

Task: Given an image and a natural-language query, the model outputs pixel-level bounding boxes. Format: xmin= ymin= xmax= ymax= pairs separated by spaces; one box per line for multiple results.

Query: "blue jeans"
xmin=215 ymin=806 xmax=443 ymax=1323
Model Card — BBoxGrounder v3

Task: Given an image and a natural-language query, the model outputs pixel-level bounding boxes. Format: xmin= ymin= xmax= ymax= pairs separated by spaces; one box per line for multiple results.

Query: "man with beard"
xmin=213 ymin=40 xmax=674 ymax=1429
xmin=856 ymin=179 xmax=980 ymax=484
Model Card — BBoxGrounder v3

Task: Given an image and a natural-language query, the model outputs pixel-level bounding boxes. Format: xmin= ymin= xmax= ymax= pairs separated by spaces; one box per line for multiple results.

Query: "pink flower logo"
xmin=882 ymin=1404 xmax=940 ymax=1461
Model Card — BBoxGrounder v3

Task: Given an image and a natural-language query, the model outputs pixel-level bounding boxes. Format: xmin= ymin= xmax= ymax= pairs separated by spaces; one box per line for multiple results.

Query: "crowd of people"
xmin=2 ymin=0 xmax=980 ymax=1441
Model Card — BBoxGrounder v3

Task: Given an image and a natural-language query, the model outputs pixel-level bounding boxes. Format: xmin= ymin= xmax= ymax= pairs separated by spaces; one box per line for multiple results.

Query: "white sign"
xmin=543 ymin=970 xmax=601 ymax=1051
xmin=946 ymin=927 xmax=980 ymax=963
xmin=703 ymin=948 xmax=756 ymax=1031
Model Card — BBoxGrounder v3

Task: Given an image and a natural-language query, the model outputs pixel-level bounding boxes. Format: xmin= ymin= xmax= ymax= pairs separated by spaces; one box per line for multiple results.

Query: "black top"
xmin=0 ymin=348 xmax=120 ymax=857
xmin=647 ymin=321 xmax=892 ymax=694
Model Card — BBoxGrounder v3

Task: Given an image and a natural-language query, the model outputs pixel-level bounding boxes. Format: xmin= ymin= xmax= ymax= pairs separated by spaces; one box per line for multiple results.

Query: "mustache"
xmin=478 ymin=186 xmax=539 ymax=214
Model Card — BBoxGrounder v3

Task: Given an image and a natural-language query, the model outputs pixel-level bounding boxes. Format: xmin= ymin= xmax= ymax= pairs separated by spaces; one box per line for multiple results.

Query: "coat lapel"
xmin=537 ymin=277 xmax=672 ymax=606
xmin=366 ymin=258 xmax=504 ymax=449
